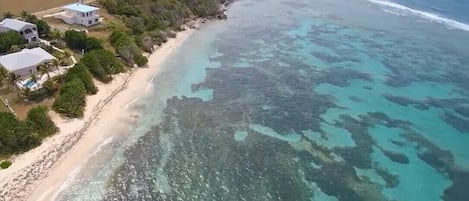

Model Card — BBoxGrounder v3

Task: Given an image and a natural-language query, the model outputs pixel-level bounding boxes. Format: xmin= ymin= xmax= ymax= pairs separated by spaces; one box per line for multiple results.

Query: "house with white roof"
xmin=0 ymin=47 xmax=56 ymax=80
xmin=0 ymin=18 xmax=39 ymax=43
xmin=55 ymin=1 xmax=100 ymax=27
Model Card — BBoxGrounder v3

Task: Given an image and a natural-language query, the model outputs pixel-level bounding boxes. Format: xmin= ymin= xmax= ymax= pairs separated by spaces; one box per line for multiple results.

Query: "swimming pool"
xmin=24 ymin=80 xmax=36 ymax=88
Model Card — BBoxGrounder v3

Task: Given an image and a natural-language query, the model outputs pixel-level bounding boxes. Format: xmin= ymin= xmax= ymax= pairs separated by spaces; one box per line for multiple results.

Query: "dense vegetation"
xmin=64 ymin=30 xmax=103 ymax=52
xmin=53 ymin=47 xmax=122 ymax=117
xmin=25 ymin=106 xmax=58 ymax=137
xmin=81 ymin=49 xmax=125 ymax=82
xmin=0 ymin=106 xmax=57 ymax=157
xmin=110 ymin=31 xmax=147 ymax=66
xmin=0 ymin=0 xmax=229 ymax=165
xmin=0 ymin=31 xmax=25 ymax=54
xmin=100 ymin=0 xmax=226 ymax=57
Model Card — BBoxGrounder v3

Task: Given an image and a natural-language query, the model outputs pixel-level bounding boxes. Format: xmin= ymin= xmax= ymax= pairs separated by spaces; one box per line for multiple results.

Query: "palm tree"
xmin=0 ymin=64 xmax=7 ymax=88
xmin=62 ymin=50 xmax=73 ymax=65
xmin=37 ymin=64 xmax=50 ymax=80
xmin=7 ymin=73 xmax=18 ymax=90
xmin=51 ymin=59 xmax=61 ymax=80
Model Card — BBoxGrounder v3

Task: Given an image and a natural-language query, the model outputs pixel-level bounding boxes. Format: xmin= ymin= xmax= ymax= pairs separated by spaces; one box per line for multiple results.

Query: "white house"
xmin=0 ymin=18 xmax=39 ymax=43
xmin=56 ymin=2 xmax=100 ymax=27
xmin=0 ymin=47 xmax=56 ymax=80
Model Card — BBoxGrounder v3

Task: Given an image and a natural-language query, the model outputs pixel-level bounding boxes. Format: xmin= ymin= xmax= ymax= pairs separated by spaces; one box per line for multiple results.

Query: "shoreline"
xmin=0 ymin=21 xmax=200 ymax=201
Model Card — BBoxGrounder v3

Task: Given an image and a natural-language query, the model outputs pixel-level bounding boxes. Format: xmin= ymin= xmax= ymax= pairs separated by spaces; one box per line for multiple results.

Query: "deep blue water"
xmin=55 ymin=0 xmax=469 ymax=200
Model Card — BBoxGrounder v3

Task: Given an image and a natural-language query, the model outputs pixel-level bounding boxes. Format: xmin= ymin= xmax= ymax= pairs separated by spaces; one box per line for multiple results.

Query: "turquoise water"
xmin=55 ymin=0 xmax=469 ymax=200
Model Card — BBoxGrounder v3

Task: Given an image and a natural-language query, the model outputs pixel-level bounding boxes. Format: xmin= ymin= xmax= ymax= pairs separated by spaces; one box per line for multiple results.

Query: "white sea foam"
xmin=52 ymin=137 xmax=113 ymax=200
xmin=368 ymin=0 xmax=469 ymax=32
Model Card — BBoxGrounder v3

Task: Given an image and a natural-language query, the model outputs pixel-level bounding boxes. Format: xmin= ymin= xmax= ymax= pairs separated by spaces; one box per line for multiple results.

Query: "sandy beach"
xmin=0 ymin=23 xmax=198 ymax=201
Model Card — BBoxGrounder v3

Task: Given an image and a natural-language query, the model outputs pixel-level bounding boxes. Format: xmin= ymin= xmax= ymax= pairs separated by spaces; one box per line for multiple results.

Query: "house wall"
xmin=63 ymin=9 xmax=100 ymax=27
xmin=0 ymin=24 xmax=38 ymax=43
xmin=11 ymin=65 xmax=38 ymax=80
xmin=19 ymin=24 xmax=39 ymax=43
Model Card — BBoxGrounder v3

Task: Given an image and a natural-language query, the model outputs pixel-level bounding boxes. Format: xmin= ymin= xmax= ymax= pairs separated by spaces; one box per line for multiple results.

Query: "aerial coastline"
xmin=0 ymin=0 xmax=228 ymax=199
xmin=0 ymin=20 xmax=202 ymax=201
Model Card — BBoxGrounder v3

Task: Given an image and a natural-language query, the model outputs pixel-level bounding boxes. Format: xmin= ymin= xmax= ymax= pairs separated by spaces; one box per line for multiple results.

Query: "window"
xmin=95 ymin=18 xmax=98 ymax=22
xmin=89 ymin=20 xmax=92 ymax=25
xmin=82 ymin=13 xmax=85 ymax=17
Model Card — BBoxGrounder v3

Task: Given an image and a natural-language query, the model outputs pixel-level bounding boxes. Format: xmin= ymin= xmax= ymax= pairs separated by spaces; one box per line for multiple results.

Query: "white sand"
xmin=0 ymin=23 xmax=198 ymax=201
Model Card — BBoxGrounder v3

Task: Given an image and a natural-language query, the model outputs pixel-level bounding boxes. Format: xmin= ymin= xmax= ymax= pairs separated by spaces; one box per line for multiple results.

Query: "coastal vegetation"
xmin=0 ymin=0 xmax=228 ymax=162
xmin=0 ymin=160 xmax=12 ymax=169
xmin=64 ymin=30 xmax=103 ymax=52
xmin=109 ymin=31 xmax=147 ymax=66
xmin=0 ymin=106 xmax=56 ymax=157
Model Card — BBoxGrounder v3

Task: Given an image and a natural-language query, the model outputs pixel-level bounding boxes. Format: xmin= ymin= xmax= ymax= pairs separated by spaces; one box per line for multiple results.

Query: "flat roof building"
xmin=56 ymin=2 xmax=101 ymax=27
xmin=0 ymin=48 xmax=56 ymax=79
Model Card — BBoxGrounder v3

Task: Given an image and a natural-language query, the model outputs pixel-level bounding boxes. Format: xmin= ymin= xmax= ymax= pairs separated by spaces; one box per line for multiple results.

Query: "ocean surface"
xmin=55 ymin=0 xmax=469 ymax=200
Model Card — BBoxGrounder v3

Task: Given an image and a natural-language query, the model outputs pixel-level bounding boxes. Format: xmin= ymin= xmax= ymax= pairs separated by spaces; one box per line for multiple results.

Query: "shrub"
xmin=0 ymin=112 xmax=40 ymax=156
xmin=0 ymin=31 xmax=25 ymax=54
xmin=65 ymin=63 xmax=98 ymax=94
xmin=0 ymin=160 xmax=12 ymax=169
xmin=64 ymin=30 xmax=102 ymax=52
xmin=26 ymin=106 xmax=58 ymax=137
xmin=53 ymin=78 xmax=87 ymax=118
xmin=134 ymin=54 xmax=148 ymax=67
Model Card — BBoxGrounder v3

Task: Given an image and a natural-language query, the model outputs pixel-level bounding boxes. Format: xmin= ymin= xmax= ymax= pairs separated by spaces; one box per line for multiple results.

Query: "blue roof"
xmin=64 ymin=3 xmax=99 ymax=13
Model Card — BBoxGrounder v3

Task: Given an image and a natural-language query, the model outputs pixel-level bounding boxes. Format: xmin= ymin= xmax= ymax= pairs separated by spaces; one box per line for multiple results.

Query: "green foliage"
xmin=101 ymin=0 xmax=224 ymax=66
xmin=110 ymin=31 xmax=147 ymax=66
xmin=134 ymin=54 xmax=148 ymax=67
xmin=80 ymin=49 xmax=124 ymax=82
xmin=53 ymin=78 xmax=87 ymax=118
xmin=26 ymin=106 xmax=58 ymax=137
xmin=0 ymin=112 xmax=40 ymax=156
xmin=65 ymin=63 xmax=98 ymax=94
xmin=0 ymin=160 xmax=12 ymax=169
xmin=0 ymin=31 xmax=25 ymax=54
xmin=64 ymin=30 xmax=103 ymax=52
xmin=23 ymin=13 xmax=51 ymax=38
xmin=81 ymin=52 xmax=111 ymax=83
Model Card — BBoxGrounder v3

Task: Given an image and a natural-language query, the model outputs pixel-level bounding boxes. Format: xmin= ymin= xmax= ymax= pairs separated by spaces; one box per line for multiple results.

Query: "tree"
xmin=0 ymin=65 xmax=7 ymax=88
xmin=0 ymin=31 xmax=25 ymax=54
xmin=134 ymin=54 xmax=148 ymax=67
xmin=7 ymin=73 xmax=18 ymax=90
xmin=0 ymin=112 xmax=40 ymax=156
xmin=65 ymin=63 xmax=98 ymax=94
xmin=64 ymin=30 xmax=87 ymax=51
xmin=49 ymin=28 xmax=62 ymax=40
xmin=25 ymin=106 xmax=58 ymax=137
xmin=64 ymin=30 xmax=102 ymax=52
xmin=37 ymin=64 xmax=50 ymax=80
xmin=61 ymin=50 xmax=73 ymax=66
xmin=85 ymin=37 xmax=103 ymax=51
xmin=20 ymin=10 xmax=29 ymax=20
xmin=52 ymin=78 xmax=87 ymax=118
xmin=81 ymin=52 xmax=111 ymax=83
xmin=23 ymin=14 xmax=51 ymax=38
